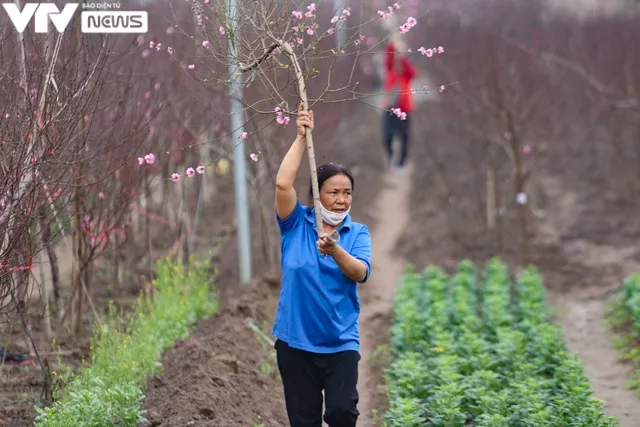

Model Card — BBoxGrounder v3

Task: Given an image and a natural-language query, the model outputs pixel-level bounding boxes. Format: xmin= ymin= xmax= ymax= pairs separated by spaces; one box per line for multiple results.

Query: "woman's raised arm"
xmin=275 ymin=104 xmax=314 ymax=220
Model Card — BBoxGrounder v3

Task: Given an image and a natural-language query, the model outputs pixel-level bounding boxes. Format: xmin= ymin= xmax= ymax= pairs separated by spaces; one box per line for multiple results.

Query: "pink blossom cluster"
xmin=171 ymin=165 xmax=205 ymax=182
xmin=399 ymin=17 xmax=417 ymax=34
xmin=391 ymin=108 xmax=407 ymax=120
xmin=293 ymin=2 xmax=317 ymax=20
xmin=290 ymin=4 xmax=324 ymax=41
xmin=377 ymin=3 xmax=400 ymax=19
xmin=275 ymin=107 xmax=290 ymax=126
xmin=306 ymin=3 xmax=316 ymax=17
xmin=137 ymin=151 xmax=208 ymax=182
xmin=418 ymin=46 xmax=445 ymax=57
xmin=330 ymin=7 xmax=351 ymax=24
xmin=138 ymin=153 xmax=156 ymax=165
xmin=145 ymin=40 xmax=174 ymax=57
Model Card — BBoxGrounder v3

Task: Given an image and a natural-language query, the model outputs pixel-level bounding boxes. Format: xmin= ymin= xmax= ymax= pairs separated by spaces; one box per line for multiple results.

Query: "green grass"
xmin=34 ymin=257 xmax=219 ymax=427
xmin=383 ymin=258 xmax=618 ymax=427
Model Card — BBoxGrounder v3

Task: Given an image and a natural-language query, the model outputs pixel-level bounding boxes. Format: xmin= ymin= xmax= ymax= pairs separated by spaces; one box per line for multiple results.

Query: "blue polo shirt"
xmin=273 ymin=200 xmax=372 ymax=354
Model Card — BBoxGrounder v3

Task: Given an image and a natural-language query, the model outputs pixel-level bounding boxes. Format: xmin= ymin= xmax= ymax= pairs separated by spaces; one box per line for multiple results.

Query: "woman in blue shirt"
xmin=273 ymin=104 xmax=372 ymax=427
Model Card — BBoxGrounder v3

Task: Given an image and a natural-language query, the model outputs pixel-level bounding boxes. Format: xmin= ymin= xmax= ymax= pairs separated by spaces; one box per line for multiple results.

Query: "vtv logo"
xmin=2 ymin=3 xmax=78 ymax=33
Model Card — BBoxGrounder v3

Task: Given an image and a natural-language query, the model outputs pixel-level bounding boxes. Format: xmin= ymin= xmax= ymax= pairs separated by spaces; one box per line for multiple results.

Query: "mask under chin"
xmin=320 ymin=204 xmax=350 ymax=226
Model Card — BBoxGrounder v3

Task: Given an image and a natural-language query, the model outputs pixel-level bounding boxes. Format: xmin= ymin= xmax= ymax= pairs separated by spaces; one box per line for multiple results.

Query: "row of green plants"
xmin=383 ymin=258 xmax=618 ymax=426
xmin=34 ymin=257 xmax=219 ymax=427
xmin=606 ymin=273 xmax=640 ymax=393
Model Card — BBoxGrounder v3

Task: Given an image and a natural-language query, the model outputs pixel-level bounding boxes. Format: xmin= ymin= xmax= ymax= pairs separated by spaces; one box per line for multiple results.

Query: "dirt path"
xmin=356 ymin=165 xmax=412 ymax=426
xmin=538 ymin=176 xmax=640 ymax=426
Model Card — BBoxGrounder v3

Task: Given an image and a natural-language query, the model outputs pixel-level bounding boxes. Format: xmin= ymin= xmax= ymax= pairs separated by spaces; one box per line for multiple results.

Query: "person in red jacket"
xmin=381 ymin=40 xmax=417 ymax=169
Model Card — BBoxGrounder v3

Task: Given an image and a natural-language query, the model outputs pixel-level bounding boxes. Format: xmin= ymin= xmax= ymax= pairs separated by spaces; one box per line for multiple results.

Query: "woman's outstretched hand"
xmin=297 ymin=104 xmax=314 ymax=138
xmin=317 ymin=234 xmax=337 ymax=256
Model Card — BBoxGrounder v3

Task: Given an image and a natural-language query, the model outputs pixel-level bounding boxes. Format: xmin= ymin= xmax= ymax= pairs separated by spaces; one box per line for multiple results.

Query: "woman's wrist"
xmin=331 ymin=246 xmax=366 ymax=282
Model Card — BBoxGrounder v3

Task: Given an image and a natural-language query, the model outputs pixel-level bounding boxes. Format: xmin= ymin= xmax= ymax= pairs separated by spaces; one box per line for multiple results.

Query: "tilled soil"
xmin=0 ymin=364 xmax=43 ymax=427
xmin=141 ymin=275 xmax=289 ymax=427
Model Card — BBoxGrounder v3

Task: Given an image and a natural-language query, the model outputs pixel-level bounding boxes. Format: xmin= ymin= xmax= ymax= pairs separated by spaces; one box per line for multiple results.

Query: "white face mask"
xmin=320 ymin=204 xmax=350 ymax=226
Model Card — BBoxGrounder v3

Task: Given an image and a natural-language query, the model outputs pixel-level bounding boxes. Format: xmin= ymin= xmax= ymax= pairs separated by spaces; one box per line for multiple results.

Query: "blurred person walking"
xmin=381 ymin=38 xmax=417 ymax=170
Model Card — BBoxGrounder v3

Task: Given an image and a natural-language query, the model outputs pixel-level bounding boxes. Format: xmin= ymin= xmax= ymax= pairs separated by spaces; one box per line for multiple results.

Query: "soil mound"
xmin=142 ymin=275 xmax=288 ymax=427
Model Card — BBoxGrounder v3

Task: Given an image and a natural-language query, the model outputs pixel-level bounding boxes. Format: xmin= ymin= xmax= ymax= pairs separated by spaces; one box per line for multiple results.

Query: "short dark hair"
xmin=308 ymin=163 xmax=355 ymax=204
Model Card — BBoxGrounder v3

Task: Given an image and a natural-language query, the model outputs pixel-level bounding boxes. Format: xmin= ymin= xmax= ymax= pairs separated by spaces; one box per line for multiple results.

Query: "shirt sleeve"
xmin=276 ymin=200 xmax=304 ymax=236
xmin=351 ymin=225 xmax=372 ymax=283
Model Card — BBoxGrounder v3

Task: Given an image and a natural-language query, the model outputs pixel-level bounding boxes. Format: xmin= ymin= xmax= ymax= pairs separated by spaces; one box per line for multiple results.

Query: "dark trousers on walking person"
xmin=275 ymin=339 xmax=360 ymax=427
xmin=383 ymin=112 xmax=411 ymax=169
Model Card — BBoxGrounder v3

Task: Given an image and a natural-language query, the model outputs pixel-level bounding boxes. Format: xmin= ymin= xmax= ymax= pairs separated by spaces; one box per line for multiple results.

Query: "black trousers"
xmin=275 ymin=339 xmax=360 ymax=427
xmin=382 ymin=113 xmax=411 ymax=167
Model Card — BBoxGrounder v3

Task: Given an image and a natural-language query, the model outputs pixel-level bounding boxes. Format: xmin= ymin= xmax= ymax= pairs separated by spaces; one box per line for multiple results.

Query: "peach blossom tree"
xmin=140 ymin=0 xmax=446 ymax=237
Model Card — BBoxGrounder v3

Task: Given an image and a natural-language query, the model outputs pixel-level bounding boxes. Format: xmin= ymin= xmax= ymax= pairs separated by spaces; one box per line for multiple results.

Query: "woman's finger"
xmin=321 ymin=238 xmax=334 ymax=247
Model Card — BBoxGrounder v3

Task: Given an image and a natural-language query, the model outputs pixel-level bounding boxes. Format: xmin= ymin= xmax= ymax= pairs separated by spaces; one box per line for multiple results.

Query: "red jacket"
xmin=384 ymin=42 xmax=417 ymax=113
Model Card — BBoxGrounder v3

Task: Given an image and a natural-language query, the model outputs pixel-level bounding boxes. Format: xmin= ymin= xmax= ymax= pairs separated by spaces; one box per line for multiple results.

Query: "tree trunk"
xmin=510 ymin=137 xmax=531 ymax=266
xmin=71 ymin=13 xmax=86 ymax=334
xmin=495 ymin=169 xmax=504 ymax=252
xmin=176 ymin=180 xmax=190 ymax=265
xmin=36 ymin=224 xmax=52 ymax=341
xmin=72 ymin=257 xmax=84 ymax=333
xmin=486 ymin=165 xmax=496 ymax=229
xmin=72 ymin=161 xmax=85 ymax=334
xmin=111 ymin=239 xmax=120 ymax=298
xmin=39 ymin=212 xmax=60 ymax=324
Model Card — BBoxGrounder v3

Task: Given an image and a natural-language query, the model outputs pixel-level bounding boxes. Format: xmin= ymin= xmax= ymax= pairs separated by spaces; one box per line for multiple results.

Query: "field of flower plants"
xmin=32 ymin=258 xmax=218 ymax=427
xmin=383 ymin=258 xmax=619 ymax=427
xmin=607 ymin=274 xmax=640 ymax=394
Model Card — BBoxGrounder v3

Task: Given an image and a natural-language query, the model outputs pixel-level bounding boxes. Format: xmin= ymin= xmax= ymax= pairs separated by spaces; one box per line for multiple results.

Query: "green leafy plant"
xmin=383 ymin=257 xmax=619 ymax=426
xmin=248 ymin=320 xmax=280 ymax=381
xmin=606 ymin=273 xmax=640 ymax=393
xmin=34 ymin=257 xmax=218 ymax=427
